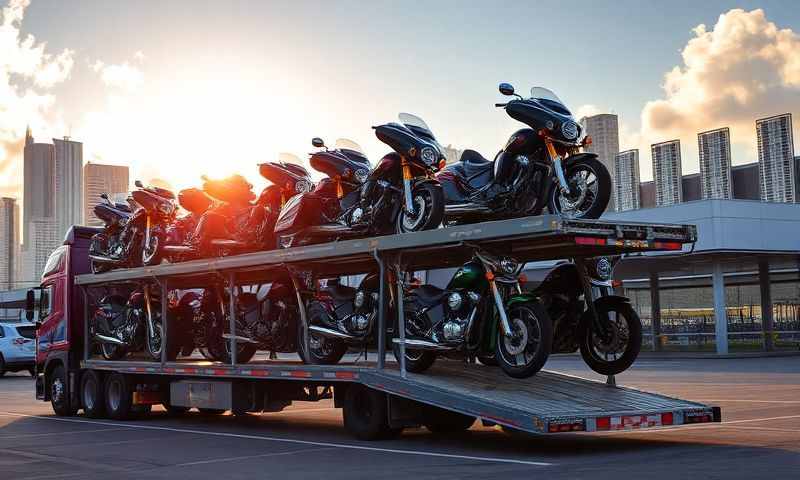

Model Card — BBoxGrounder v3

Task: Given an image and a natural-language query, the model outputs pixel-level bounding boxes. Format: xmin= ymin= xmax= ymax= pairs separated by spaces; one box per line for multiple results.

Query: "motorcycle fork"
xmin=573 ymin=258 xmax=608 ymax=336
xmin=487 ymin=273 xmax=513 ymax=337
xmin=401 ymin=159 xmax=415 ymax=215
xmin=143 ymin=284 xmax=156 ymax=336
xmin=545 ymin=139 xmax=571 ymax=195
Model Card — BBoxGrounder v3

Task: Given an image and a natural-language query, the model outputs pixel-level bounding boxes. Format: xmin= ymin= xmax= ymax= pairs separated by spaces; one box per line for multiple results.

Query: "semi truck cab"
xmin=26 ymin=226 xmax=100 ymax=415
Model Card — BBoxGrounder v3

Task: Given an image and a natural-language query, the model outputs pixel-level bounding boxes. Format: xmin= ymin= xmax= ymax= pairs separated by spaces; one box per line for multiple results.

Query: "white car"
xmin=0 ymin=323 xmax=36 ymax=376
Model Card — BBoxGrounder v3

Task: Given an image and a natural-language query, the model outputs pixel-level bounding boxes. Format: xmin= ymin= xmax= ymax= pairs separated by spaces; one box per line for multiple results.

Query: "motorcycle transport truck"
xmin=26 ymin=215 xmax=721 ymax=439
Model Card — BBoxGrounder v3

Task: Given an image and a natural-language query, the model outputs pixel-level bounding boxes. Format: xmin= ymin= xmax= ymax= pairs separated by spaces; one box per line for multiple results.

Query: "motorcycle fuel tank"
xmin=447 ymin=260 xmax=488 ymax=291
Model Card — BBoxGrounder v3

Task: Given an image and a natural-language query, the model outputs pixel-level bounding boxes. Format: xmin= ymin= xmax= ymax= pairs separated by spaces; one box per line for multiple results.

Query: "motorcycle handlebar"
xmin=495 ymin=103 xmax=507 ymax=107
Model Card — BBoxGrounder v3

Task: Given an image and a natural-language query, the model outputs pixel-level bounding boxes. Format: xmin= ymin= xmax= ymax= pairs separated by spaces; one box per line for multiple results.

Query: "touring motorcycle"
xmin=88 ymin=182 xmax=175 ymax=273
xmin=91 ymin=284 xmax=185 ymax=361
xmin=439 ymin=83 xmax=610 ymax=224
xmin=396 ymin=248 xmax=553 ymax=379
xmin=533 ymin=256 xmax=642 ymax=375
xmin=274 ymin=114 xmax=446 ymax=248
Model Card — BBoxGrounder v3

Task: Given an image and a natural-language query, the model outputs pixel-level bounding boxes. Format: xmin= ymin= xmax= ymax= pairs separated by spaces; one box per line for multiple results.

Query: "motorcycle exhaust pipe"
xmin=308 ymin=325 xmax=355 ymax=340
xmin=94 ymin=333 xmax=126 ymax=345
xmin=391 ymin=337 xmax=455 ymax=351
xmin=88 ymin=253 xmax=121 ymax=264
xmin=221 ymin=333 xmax=259 ymax=344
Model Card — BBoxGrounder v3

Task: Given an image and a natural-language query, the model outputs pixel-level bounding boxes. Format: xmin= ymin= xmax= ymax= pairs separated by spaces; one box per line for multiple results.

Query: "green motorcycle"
xmin=394 ymin=248 xmax=552 ymax=378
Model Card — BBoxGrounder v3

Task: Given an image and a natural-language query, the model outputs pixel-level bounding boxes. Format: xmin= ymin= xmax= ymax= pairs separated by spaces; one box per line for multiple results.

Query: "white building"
xmin=652 ymin=139 xmax=683 ymax=206
xmin=21 ymin=218 xmax=60 ymax=287
xmin=54 ymin=137 xmax=84 ymax=236
xmin=756 ymin=114 xmax=795 ymax=203
xmin=23 ymin=128 xmax=55 ymax=246
xmin=580 ymin=114 xmax=619 ymax=211
xmin=613 ymin=149 xmax=640 ymax=211
xmin=698 ymin=127 xmax=733 ymax=200
xmin=84 ymin=162 xmax=130 ymax=226
xmin=0 ymin=198 xmax=20 ymax=291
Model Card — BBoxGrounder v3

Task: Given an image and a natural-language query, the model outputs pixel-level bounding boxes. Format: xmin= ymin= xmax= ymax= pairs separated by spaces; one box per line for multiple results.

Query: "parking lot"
xmin=1 ymin=355 xmax=798 ymax=480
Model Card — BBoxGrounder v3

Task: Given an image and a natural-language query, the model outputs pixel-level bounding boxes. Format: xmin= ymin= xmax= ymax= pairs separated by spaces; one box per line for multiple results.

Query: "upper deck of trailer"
xmin=74 ymin=215 xmax=697 ymax=288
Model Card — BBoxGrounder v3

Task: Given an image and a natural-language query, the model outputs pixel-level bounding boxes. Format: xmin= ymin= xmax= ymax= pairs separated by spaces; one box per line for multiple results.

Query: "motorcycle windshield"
xmin=399 ymin=112 xmax=442 ymax=151
xmin=277 ymin=153 xmax=311 ymax=179
xmin=334 ymin=138 xmax=365 ymax=155
xmin=529 ymin=87 xmax=571 ymax=115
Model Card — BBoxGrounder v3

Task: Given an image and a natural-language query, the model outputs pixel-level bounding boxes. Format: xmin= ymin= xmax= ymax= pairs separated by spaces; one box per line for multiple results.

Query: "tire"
xmin=89 ymin=236 xmax=112 ymax=274
xmin=496 ymin=301 xmax=553 ymax=379
xmin=297 ymin=312 xmax=347 ymax=365
xmin=392 ymin=342 xmax=436 ymax=373
xmin=578 ymin=300 xmax=642 ymax=376
xmin=105 ymin=373 xmax=133 ymax=420
xmin=145 ymin=311 xmax=180 ymax=362
xmin=49 ymin=365 xmax=78 ymax=416
xmin=422 ymin=405 xmax=475 ymax=434
xmin=80 ymin=370 xmax=106 ymax=418
xmin=100 ymin=341 xmax=127 ymax=361
xmin=342 ymin=385 xmax=394 ymax=441
xmin=476 ymin=353 xmax=498 ymax=366
xmin=548 ymin=157 xmax=611 ymax=219
xmin=396 ymin=182 xmax=444 ymax=234
xmin=0 ymin=354 xmax=5 ymax=377
xmin=142 ymin=232 xmax=163 ymax=266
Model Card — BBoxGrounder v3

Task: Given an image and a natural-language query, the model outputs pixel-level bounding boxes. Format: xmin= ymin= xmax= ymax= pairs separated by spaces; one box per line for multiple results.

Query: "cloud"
xmin=0 ymin=0 xmax=74 ymax=198
xmin=639 ymin=8 xmax=800 ymax=176
xmin=91 ymin=60 xmax=144 ymax=92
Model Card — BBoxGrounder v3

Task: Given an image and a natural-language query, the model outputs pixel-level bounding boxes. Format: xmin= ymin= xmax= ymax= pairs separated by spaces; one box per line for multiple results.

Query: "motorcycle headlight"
xmin=594 ymin=257 xmax=612 ymax=280
xmin=420 ymin=146 xmax=437 ymax=166
xmin=561 ymin=121 xmax=579 ymax=140
xmin=294 ymin=180 xmax=312 ymax=194
xmin=500 ymin=258 xmax=519 ymax=275
xmin=354 ymin=291 xmax=366 ymax=308
xmin=447 ymin=292 xmax=463 ymax=311
xmin=158 ymin=202 xmax=175 ymax=215
xmin=354 ymin=168 xmax=370 ymax=183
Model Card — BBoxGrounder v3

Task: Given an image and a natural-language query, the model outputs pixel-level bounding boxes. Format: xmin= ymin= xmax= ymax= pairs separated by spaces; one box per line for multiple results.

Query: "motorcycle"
xmin=439 ymin=83 xmax=611 ymax=224
xmin=274 ymin=114 xmax=446 ymax=248
xmin=533 ymin=256 xmax=642 ymax=375
xmin=88 ymin=182 xmax=174 ymax=273
xmin=197 ymin=275 xmax=301 ymax=364
xmin=396 ymin=248 xmax=553 ymax=379
xmin=91 ymin=284 xmax=180 ymax=361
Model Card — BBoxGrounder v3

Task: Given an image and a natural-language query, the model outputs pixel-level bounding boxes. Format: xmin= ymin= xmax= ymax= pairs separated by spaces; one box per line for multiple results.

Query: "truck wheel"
xmin=422 ymin=405 xmax=475 ymax=434
xmin=49 ymin=365 xmax=78 ymax=416
xmin=80 ymin=370 xmax=106 ymax=418
xmin=104 ymin=373 xmax=133 ymax=420
xmin=578 ymin=300 xmax=642 ymax=376
xmin=343 ymin=385 xmax=394 ymax=440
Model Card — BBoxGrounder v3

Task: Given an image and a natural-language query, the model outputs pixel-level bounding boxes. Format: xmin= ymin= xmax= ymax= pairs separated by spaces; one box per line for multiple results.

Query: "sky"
xmin=1 ymin=0 xmax=799 ymax=200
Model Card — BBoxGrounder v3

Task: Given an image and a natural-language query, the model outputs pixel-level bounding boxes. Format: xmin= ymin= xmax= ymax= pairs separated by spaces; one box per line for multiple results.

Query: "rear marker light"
xmin=661 ymin=412 xmax=674 ymax=426
xmin=575 ymin=236 xmax=605 ymax=246
xmin=596 ymin=416 xmax=611 ymax=430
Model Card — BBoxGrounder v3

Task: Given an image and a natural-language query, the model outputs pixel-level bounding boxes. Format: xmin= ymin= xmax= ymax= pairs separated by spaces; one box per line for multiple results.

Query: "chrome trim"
xmin=391 ymin=338 xmax=455 ymax=351
xmin=94 ymin=333 xmax=125 ymax=345
xmin=308 ymin=325 xmax=355 ymax=340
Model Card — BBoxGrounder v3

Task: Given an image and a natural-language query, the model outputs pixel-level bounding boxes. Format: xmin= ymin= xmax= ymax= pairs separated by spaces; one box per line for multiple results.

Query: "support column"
xmin=649 ymin=272 xmax=661 ymax=352
xmin=712 ymin=261 xmax=728 ymax=355
xmin=758 ymin=258 xmax=774 ymax=351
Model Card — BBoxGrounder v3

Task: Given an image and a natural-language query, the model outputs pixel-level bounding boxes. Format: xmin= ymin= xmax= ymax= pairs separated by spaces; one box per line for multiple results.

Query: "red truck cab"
xmin=27 ymin=226 xmax=100 ymax=415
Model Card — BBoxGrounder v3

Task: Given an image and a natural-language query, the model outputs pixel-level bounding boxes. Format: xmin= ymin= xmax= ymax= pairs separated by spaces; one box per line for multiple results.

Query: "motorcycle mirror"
xmin=499 ymin=83 xmax=515 ymax=96
xmin=134 ymin=180 xmax=143 ymax=188
xmin=100 ymin=193 xmax=108 ymax=199
xmin=311 ymin=137 xmax=325 ymax=148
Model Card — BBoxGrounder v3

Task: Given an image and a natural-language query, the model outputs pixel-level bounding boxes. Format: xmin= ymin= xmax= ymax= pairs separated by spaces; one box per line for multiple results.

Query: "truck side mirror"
xmin=25 ymin=290 xmax=35 ymax=321
xmin=499 ymin=82 xmax=515 ymax=96
xmin=134 ymin=180 xmax=143 ymax=188
xmin=312 ymin=137 xmax=325 ymax=148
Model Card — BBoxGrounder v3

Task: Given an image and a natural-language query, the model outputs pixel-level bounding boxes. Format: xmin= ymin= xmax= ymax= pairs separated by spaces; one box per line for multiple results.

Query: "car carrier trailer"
xmin=31 ymin=214 xmax=721 ymax=439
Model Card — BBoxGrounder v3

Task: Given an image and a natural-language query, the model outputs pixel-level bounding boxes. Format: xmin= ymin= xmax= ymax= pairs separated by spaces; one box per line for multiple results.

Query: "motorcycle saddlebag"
xmin=202 ymin=174 xmax=256 ymax=204
xmin=178 ymin=188 xmax=214 ymax=215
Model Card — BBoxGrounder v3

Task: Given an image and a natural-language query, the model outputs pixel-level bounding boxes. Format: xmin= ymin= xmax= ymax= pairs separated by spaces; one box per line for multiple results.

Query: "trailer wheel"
xmin=422 ymin=405 xmax=475 ymax=434
xmin=80 ymin=370 xmax=106 ymax=418
xmin=49 ymin=365 xmax=78 ymax=416
xmin=104 ymin=373 xmax=133 ymax=420
xmin=343 ymin=385 xmax=394 ymax=440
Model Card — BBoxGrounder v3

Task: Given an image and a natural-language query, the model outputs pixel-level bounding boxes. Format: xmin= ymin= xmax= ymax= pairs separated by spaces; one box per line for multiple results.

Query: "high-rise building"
xmin=580 ymin=114 xmax=619 ymax=211
xmin=23 ymin=127 xmax=55 ymax=246
xmin=756 ymin=114 xmax=795 ymax=203
xmin=651 ymin=139 xmax=683 ymax=206
xmin=442 ymin=144 xmax=463 ymax=164
xmin=613 ymin=149 xmax=640 ymax=211
xmin=698 ymin=127 xmax=733 ymax=199
xmin=20 ymin=218 xmax=60 ymax=285
xmin=53 ymin=137 xmax=84 ymax=235
xmin=84 ymin=163 xmax=130 ymax=226
xmin=0 ymin=198 xmax=20 ymax=291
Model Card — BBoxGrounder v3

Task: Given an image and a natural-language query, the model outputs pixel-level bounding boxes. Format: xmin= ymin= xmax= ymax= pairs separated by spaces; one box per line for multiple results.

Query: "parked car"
xmin=0 ymin=322 xmax=37 ymax=376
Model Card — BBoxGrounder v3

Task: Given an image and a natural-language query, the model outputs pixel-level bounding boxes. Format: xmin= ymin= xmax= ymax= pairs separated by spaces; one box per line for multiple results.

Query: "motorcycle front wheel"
xmin=396 ymin=182 xmax=444 ymax=234
xmin=100 ymin=342 xmax=126 ymax=360
xmin=392 ymin=342 xmax=436 ymax=373
xmin=297 ymin=312 xmax=348 ymax=365
xmin=548 ymin=157 xmax=611 ymax=219
xmin=144 ymin=307 xmax=179 ymax=362
xmin=496 ymin=302 xmax=553 ymax=378
xmin=578 ymin=300 xmax=642 ymax=376
xmin=142 ymin=232 xmax=163 ymax=266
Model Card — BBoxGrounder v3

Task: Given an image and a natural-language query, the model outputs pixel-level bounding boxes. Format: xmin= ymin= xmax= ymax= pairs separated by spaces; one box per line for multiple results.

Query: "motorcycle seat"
xmin=114 ymin=202 xmax=132 ymax=212
xmin=447 ymin=150 xmax=494 ymax=188
xmin=323 ymin=282 xmax=357 ymax=302
xmin=412 ymin=284 xmax=448 ymax=306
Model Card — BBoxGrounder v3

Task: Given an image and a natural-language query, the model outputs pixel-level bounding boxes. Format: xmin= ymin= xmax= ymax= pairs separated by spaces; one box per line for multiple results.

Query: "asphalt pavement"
xmin=1 ymin=355 xmax=798 ymax=479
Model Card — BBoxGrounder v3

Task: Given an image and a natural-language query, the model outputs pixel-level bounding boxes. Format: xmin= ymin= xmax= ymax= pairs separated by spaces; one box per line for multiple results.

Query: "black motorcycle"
xmin=274 ymin=114 xmax=445 ymax=248
xmin=88 ymin=182 xmax=173 ymax=273
xmin=439 ymin=83 xmax=610 ymax=224
xmin=396 ymin=248 xmax=553 ymax=379
xmin=533 ymin=256 xmax=642 ymax=375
